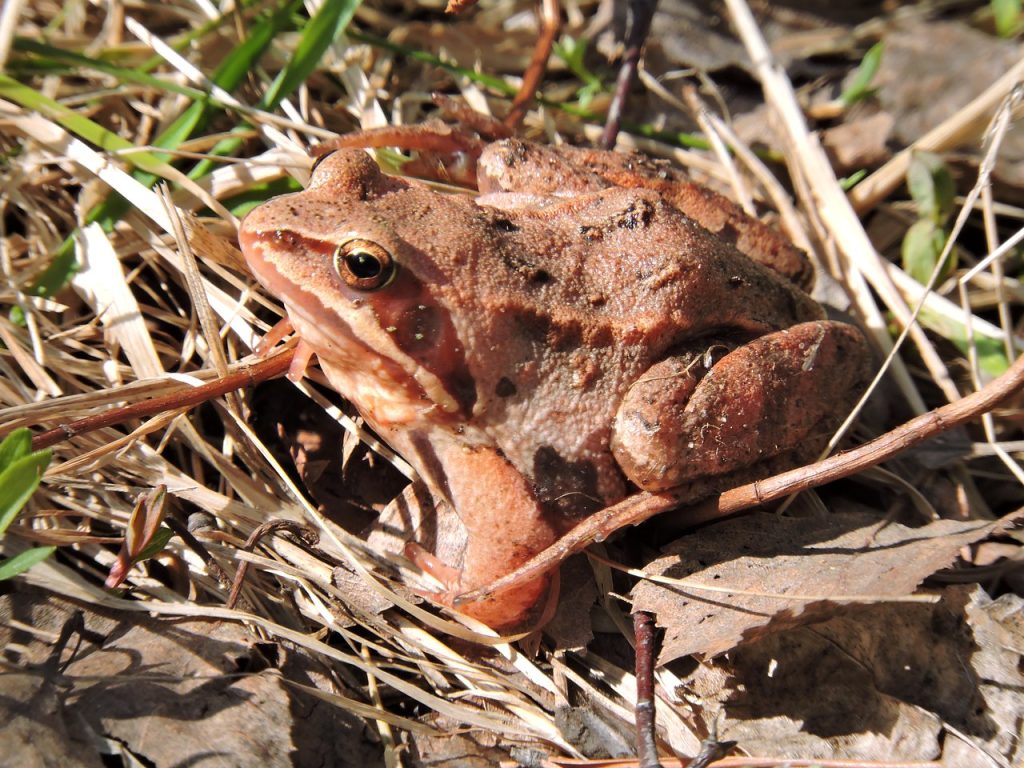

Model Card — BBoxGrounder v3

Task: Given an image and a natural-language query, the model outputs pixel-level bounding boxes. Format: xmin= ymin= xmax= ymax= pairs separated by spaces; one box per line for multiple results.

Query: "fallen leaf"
xmin=666 ymin=584 xmax=1017 ymax=763
xmin=632 ymin=510 xmax=1017 ymax=663
xmin=0 ymin=586 xmax=379 ymax=768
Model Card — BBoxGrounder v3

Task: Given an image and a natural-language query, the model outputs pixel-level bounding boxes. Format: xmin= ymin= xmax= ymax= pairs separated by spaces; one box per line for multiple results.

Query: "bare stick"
xmin=227 ymin=519 xmax=320 ymax=609
xmin=633 ymin=609 xmax=664 ymax=768
xmin=504 ymin=0 xmax=560 ymax=129
xmin=601 ymin=0 xmax=658 ymax=150
xmin=30 ymin=349 xmax=294 ymax=451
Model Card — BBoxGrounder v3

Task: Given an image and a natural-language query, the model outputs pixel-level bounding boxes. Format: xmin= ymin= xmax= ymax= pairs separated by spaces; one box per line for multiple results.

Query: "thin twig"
xmin=227 ymin=519 xmax=320 ymax=609
xmin=30 ymin=349 xmax=294 ymax=451
xmin=504 ymin=0 xmax=560 ymax=129
xmin=633 ymin=609 xmax=663 ymax=768
xmin=601 ymin=0 xmax=658 ymax=149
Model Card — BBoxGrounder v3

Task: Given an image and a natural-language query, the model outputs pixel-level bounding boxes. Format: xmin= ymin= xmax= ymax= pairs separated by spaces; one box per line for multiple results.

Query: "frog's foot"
xmin=252 ymin=319 xmax=318 ymax=383
xmin=253 ymin=317 xmax=294 ymax=356
xmin=612 ymin=321 xmax=871 ymax=492
xmin=404 ymin=540 xmax=462 ymax=588
xmin=404 ymin=541 xmax=558 ymax=630
xmin=313 ymin=121 xmax=484 ymax=157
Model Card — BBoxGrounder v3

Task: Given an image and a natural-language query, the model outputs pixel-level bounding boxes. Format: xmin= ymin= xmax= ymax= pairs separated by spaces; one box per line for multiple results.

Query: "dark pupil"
xmin=346 ymin=250 xmax=382 ymax=279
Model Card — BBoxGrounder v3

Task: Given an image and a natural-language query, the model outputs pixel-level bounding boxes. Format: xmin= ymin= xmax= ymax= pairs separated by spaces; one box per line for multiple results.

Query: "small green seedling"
xmin=553 ymin=35 xmax=604 ymax=110
xmin=0 ymin=428 xmax=54 ymax=580
xmin=901 ymin=151 xmax=957 ymax=286
xmin=105 ymin=485 xmax=173 ymax=589
xmin=840 ymin=42 xmax=884 ymax=107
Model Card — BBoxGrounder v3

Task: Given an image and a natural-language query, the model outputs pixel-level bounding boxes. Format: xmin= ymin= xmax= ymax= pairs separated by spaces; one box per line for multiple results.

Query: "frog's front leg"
xmin=408 ymin=438 xmax=561 ymax=629
xmin=611 ymin=321 xmax=870 ymax=492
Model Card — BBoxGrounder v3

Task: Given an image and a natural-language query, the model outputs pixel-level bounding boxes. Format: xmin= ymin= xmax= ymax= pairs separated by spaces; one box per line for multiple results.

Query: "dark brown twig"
xmin=226 ymin=519 xmax=320 ymax=609
xmin=456 ymin=352 xmax=1024 ymax=605
xmin=633 ymin=609 xmax=663 ymax=768
xmin=600 ymin=0 xmax=658 ymax=149
xmin=688 ymin=716 xmax=737 ymax=768
xmin=29 ymin=349 xmax=294 ymax=451
xmin=504 ymin=0 xmax=561 ymax=129
xmin=163 ymin=516 xmax=233 ymax=589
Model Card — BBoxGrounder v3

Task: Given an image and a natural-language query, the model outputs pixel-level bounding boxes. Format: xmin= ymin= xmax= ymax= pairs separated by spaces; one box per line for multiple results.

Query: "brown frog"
xmin=238 ymin=136 xmax=870 ymax=629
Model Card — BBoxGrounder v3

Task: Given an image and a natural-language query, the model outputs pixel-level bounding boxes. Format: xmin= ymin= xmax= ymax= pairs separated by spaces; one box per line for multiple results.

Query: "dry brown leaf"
xmin=632 ymin=510 xmax=1017 ymax=663
xmin=0 ymin=587 xmax=378 ymax=768
xmin=657 ymin=585 xmax=1021 ymax=764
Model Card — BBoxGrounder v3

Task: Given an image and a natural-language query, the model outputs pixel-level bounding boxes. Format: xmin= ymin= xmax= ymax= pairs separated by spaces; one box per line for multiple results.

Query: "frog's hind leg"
xmin=611 ymin=321 xmax=871 ymax=492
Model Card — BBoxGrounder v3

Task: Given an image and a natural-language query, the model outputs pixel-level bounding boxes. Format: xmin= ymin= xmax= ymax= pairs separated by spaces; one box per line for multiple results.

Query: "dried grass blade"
xmin=73 ymin=223 xmax=164 ymax=379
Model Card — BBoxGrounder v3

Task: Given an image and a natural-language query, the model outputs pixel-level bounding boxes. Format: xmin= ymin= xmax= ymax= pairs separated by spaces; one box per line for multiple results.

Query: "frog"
xmin=238 ymin=136 xmax=870 ymax=630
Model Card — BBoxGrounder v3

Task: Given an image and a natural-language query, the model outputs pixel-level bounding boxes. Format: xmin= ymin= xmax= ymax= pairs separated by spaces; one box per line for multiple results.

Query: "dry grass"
xmin=1 ymin=0 xmax=1023 ymax=764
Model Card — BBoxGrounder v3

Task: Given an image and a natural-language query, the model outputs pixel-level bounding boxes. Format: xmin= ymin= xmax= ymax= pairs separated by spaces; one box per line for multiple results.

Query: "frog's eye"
xmin=334 ymin=239 xmax=398 ymax=291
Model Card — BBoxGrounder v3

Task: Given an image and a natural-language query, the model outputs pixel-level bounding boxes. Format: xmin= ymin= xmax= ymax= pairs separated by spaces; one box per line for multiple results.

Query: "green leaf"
xmin=0 ymin=428 xmax=32 ymax=471
xmin=919 ymin=309 xmax=1010 ymax=378
xmin=135 ymin=525 xmax=175 ymax=563
xmin=263 ymin=0 xmax=362 ymax=109
xmin=840 ymin=42 xmax=883 ymax=106
xmin=0 ymin=546 xmax=56 ymax=580
xmin=993 ymin=0 xmax=1023 ymax=37
xmin=0 ymin=450 xmax=52 ymax=536
xmin=901 ymin=218 xmax=949 ymax=286
xmin=907 ymin=151 xmax=955 ymax=223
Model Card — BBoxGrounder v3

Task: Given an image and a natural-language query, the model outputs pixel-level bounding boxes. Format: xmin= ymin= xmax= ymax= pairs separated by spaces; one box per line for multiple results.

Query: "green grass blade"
xmin=840 ymin=42 xmax=883 ymax=106
xmin=8 ymin=1 xmax=301 ymax=296
xmin=187 ymin=0 xmax=308 ymax=178
xmin=11 ymin=40 xmax=213 ymax=103
xmin=0 ymin=74 xmax=178 ymax=175
xmin=262 ymin=0 xmax=362 ymax=109
xmin=0 ymin=546 xmax=56 ymax=580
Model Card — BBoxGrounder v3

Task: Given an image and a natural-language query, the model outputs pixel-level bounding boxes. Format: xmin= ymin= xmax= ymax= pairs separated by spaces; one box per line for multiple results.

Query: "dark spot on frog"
xmin=616 ymin=199 xmax=655 ymax=230
xmin=547 ymin=318 xmax=583 ymax=351
xmin=532 ymin=445 xmax=602 ymax=519
xmin=493 ymin=218 xmax=519 ymax=233
xmin=729 ymin=275 xmax=745 ymax=287
xmin=579 ymin=224 xmax=603 ymax=242
xmin=495 ymin=377 xmax=517 ymax=397
xmin=531 ymin=269 xmax=552 ymax=285
xmin=499 ymin=248 xmax=553 ymax=286
xmin=514 ymin=310 xmax=551 ymax=343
